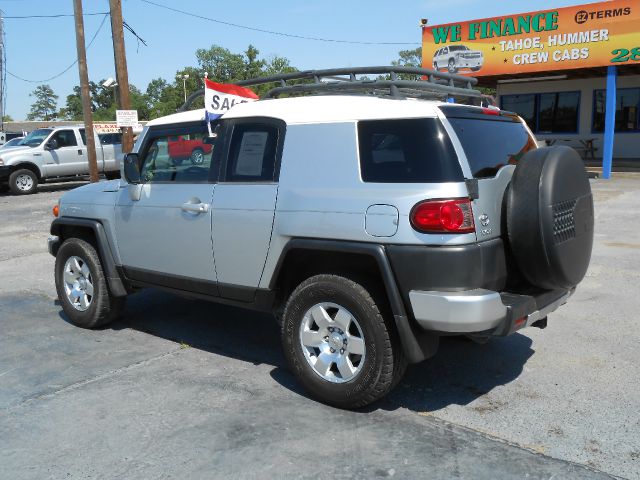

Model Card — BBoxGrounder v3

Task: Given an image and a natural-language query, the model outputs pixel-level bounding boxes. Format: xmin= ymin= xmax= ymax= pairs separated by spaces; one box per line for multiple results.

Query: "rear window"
xmin=447 ymin=117 xmax=536 ymax=178
xmin=358 ymin=118 xmax=463 ymax=183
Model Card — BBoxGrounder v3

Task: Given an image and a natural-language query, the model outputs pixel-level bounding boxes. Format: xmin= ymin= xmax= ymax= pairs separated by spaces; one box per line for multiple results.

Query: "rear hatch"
xmin=439 ymin=105 xmax=537 ymax=241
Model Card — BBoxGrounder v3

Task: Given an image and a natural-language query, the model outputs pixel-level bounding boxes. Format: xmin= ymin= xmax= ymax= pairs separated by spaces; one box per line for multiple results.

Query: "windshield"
xmin=449 ymin=46 xmax=469 ymax=52
xmin=20 ymin=129 xmax=53 ymax=148
xmin=3 ymin=138 xmax=23 ymax=147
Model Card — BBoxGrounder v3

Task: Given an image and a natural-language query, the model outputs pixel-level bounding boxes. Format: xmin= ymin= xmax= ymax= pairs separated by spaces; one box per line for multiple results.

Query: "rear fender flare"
xmin=270 ymin=239 xmax=438 ymax=363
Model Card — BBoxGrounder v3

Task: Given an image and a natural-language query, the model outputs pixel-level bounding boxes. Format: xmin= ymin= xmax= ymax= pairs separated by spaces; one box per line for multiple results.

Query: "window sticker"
xmin=234 ymin=131 xmax=268 ymax=176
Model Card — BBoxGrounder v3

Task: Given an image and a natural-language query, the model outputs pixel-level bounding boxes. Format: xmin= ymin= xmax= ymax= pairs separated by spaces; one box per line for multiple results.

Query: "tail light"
xmin=410 ymin=198 xmax=475 ymax=234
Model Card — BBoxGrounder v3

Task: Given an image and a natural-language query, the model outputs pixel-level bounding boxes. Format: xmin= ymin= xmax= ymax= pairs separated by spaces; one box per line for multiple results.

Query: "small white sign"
xmin=116 ymin=110 xmax=138 ymax=128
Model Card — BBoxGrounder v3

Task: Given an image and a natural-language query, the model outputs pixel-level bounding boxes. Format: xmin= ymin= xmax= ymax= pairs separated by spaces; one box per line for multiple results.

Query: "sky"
xmin=1 ymin=0 xmax=604 ymax=120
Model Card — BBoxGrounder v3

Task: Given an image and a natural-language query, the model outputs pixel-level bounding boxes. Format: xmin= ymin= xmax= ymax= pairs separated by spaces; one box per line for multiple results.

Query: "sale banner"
xmin=421 ymin=0 xmax=640 ymax=77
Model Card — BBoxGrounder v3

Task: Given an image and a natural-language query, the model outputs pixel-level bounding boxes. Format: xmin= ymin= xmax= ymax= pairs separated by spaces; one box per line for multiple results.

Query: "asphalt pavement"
xmin=0 ymin=176 xmax=638 ymax=479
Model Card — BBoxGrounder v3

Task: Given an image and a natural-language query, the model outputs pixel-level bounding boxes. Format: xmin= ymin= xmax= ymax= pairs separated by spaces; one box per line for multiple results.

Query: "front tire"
xmin=448 ymin=58 xmax=458 ymax=74
xmin=282 ymin=274 xmax=402 ymax=409
xmin=190 ymin=148 xmax=205 ymax=165
xmin=55 ymin=238 xmax=125 ymax=328
xmin=9 ymin=168 xmax=38 ymax=195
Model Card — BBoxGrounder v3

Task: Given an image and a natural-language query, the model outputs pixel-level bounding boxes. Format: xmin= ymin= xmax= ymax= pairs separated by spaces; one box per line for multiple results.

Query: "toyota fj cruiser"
xmin=48 ymin=67 xmax=594 ymax=409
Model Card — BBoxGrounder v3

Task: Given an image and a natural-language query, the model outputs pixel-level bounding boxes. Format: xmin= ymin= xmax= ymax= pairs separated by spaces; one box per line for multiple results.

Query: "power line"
xmin=2 ymin=12 xmax=109 ymax=19
xmin=6 ymin=13 xmax=109 ymax=84
xmin=140 ymin=0 xmax=420 ymax=46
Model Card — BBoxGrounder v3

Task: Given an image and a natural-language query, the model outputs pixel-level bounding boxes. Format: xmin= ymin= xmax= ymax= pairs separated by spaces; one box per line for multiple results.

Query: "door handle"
xmin=78 ymin=149 xmax=83 ymax=155
xmin=181 ymin=202 xmax=209 ymax=213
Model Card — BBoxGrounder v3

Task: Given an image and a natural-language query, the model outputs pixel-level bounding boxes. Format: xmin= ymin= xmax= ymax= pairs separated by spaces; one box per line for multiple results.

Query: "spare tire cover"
xmin=507 ymin=146 xmax=594 ymax=290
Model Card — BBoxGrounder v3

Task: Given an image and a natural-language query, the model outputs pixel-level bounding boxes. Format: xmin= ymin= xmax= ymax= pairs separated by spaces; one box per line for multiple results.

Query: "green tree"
xmin=2 ymin=114 xmax=13 ymax=122
xmin=27 ymin=84 xmax=58 ymax=121
xmin=196 ymin=45 xmax=247 ymax=83
xmin=392 ymin=47 xmax=423 ymax=68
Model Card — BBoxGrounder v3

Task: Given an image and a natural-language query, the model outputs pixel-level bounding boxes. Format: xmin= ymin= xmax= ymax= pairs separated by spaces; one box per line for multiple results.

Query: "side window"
xmin=79 ymin=129 xmax=87 ymax=145
xmin=53 ymin=130 xmax=78 ymax=148
xmin=358 ymin=118 xmax=463 ymax=183
xmin=224 ymin=124 xmax=279 ymax=182
xmin=139 ymin=129 xmax=214 ymax=183
xmin=100 ymin=133 xmax=122 ymax=145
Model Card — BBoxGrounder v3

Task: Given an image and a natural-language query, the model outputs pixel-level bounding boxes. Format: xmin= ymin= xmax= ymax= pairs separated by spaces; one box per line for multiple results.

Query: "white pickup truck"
xmin=0 ymin=125 xmax=122 ymax=195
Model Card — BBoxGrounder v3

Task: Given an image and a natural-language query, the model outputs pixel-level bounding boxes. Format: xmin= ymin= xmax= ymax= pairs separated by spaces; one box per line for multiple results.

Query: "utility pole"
xmin=109 ymin=0 xmax=133 ymax=153
xmin=0 ymin=11 xmax=5 ymax=132
xmin=73 ymin=0 xmax=99 ymax=183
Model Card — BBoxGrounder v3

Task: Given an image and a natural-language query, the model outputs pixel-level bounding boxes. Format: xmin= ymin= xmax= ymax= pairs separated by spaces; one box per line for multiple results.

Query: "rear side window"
xmin=358 ymin=118 xmax=463 ymax=183
xmin=447 ymin=117 xmax=536 ymax=178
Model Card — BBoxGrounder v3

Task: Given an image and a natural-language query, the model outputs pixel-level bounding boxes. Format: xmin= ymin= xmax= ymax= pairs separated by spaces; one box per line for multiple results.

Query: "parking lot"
xmin=1 ymin=176 xmax=638 ymax=479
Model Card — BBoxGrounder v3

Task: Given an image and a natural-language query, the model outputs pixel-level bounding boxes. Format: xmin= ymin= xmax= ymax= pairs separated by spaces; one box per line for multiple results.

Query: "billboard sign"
xmin=421 ymin=0 xmax=640 ymax=76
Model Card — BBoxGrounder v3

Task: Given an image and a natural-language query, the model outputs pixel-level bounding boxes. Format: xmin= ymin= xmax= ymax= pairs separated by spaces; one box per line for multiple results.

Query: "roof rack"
xmin=179 ymin=66 xmax=483 ymax=112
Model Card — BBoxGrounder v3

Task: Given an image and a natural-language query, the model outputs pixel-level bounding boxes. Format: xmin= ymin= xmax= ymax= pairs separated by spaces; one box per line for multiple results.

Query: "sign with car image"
xmin=421 ymin=0 xmax=639 ymax=76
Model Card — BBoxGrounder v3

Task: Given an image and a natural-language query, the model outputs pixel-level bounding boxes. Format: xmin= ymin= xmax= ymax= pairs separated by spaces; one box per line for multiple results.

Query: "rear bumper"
xmin=409 ymin=287 xmax=572 ymax=334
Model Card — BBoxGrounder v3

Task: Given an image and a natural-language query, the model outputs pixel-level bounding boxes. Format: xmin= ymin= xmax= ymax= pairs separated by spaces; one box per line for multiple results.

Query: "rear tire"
xmin=55 ymin=238 xmax=125 ymax=329
xmin=9 ymin=168 xmax=38 ymax=195
xmin=282 ymin=274 xmax=402 ymax=409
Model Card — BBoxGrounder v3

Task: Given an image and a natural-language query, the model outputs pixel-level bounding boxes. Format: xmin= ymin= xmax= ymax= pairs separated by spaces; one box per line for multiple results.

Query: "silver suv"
xmin=48 ymin=68 xmax=594 ymax=409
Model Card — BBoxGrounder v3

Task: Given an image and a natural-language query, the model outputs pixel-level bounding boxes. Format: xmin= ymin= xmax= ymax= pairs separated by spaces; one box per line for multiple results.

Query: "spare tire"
xmin=507 ymin=146 xmax=594 ymax=290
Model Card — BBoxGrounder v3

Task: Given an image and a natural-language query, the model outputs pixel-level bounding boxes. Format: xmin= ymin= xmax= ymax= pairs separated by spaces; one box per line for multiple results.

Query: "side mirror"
xmin=45 ymin=138 xmax=58 ymax=150
xmin=123 ymin=153 xmax=141 ymax=184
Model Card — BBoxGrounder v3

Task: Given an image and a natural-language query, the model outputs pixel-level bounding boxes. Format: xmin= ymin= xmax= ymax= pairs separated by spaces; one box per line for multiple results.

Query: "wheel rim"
xmin=62 ymin=256 xmax=94 ymax=312
xmin=299 ymin=302 xmax=366 ymax=384
xmin=15 ymin=173 xmax=34 ymax=191
xmin=191 ymin=150 xmax=204 ymax=164
xmin=448 ymin=60 xmax=455 ymax=72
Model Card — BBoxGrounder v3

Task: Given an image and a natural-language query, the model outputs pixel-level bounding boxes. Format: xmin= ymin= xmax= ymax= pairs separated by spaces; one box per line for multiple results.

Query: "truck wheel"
xmin=281 ymin=274 xmax=401 ymax=409
xmin=506 ymin=146 xmax=594 ymax=290
xmin=448 ymin=59 xmax=458 ymax=74
xmin=190 ymin=148 xmax=205 ymax=165
xmin=55 ymin=238 xmax=125 ymax=329
xmin=9 ymin=168 xmax=38 ymax=195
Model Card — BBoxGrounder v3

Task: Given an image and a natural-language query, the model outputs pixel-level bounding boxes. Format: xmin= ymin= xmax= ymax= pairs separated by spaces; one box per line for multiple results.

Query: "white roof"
xmin=146 ymin=109 xmax=205 ymax=126
xmin=146 ymin=96 xmax=450 ymax=127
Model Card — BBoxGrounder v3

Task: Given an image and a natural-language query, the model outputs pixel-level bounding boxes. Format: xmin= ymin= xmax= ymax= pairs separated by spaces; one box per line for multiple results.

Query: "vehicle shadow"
xmin=60 ymin=288 xmax=535 ymax=413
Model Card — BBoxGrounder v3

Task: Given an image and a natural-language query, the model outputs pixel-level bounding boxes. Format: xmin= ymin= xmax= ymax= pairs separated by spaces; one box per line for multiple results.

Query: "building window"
xmin=593 ymin=88 xmax=640 ymax=133
xmin=501 ymin=91 xmax=580 ymax=134
xmin=501 ymin=94 xmax=535 ymax=128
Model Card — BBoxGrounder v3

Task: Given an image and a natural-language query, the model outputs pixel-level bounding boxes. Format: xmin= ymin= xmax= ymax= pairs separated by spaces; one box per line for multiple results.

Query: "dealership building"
xmin=421 ymin=0 xmax=639 ymax=174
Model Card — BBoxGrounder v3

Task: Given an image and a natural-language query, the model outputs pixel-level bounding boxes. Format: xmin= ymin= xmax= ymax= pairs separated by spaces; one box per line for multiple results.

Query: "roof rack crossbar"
xmin=179 ymin=66 xmax=481 ymax=111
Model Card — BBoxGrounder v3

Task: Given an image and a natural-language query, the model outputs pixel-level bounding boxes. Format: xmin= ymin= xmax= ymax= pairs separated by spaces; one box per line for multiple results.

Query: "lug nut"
xmin=324 ymin=336 xmax=329 ymax=341
xmin=330 ymin=348 xmax=335 ymax=353
xmin=340 ymin=349 xmax=345 ymax=354
xmin=328 ymin=327 xmax=334 ymax=332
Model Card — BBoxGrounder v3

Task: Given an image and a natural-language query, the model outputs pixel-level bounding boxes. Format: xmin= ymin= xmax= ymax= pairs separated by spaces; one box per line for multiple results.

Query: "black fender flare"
xmin=50 ymin=217 xmax=128 ymax=297
xmin=270 ymin=239 xmax=438 ymax=363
